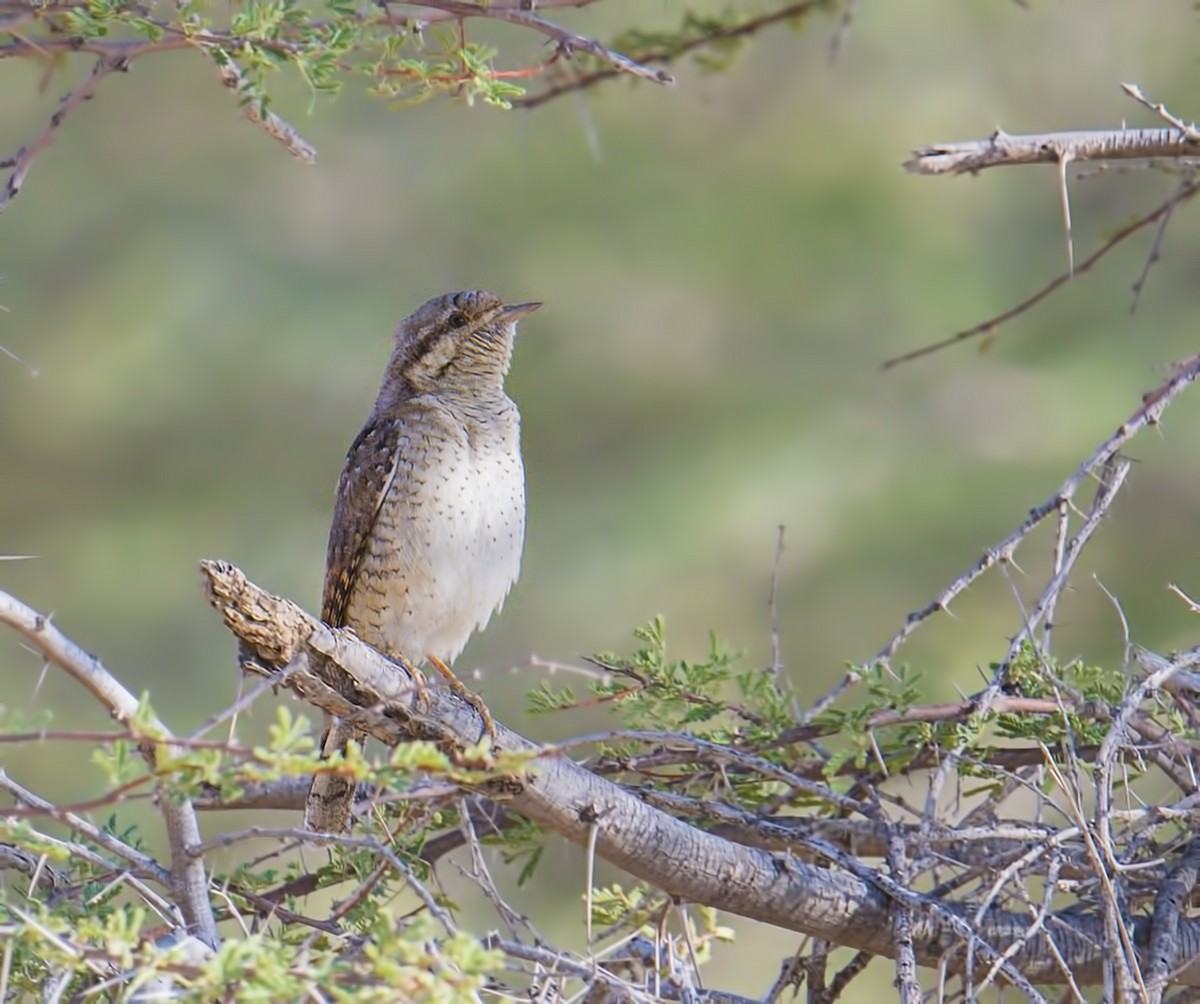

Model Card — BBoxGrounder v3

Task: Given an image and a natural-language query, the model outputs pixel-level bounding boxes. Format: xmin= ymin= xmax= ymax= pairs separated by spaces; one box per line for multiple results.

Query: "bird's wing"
xmin=321 ymin=417 xmax=408 ymax=627
xmin=312 ymin=415 xmax=429 ymax=833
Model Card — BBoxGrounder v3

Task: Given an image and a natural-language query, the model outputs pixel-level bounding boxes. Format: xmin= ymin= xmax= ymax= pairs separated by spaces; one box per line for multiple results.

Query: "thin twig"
xmin=513 ymin=1 xmax=827 ymax=109
xmin=189 ymin=823 xmax=457 ymax=933
xmin=1130 ymin=174 xmax=1193 ymax=312
xmin=457 ymin=797 xmax=534 ymax=938
xmin=1041 ymin=496 xmax=1070 ymax=653
xmin=1 ymin=55 xmax=127 ymax=212
xmin=208 ymin=43 xmax=317 ymax=163
xmin=405 ymin=0 xmax=672 ymax=85
xmin=768 ymin=524 xmax=786 ymax=685
xmin=882 ymin=178 xmax=1200 ymax=368
xmin=1121 ymin=83 xmax=1200 ymax=142
xmin=0 ymin=770 xmax=172 ymax=890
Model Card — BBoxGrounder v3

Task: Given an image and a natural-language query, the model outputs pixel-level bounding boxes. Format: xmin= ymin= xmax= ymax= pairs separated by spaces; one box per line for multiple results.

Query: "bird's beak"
xmin=498 ymin=301 xmax=542 ymax=323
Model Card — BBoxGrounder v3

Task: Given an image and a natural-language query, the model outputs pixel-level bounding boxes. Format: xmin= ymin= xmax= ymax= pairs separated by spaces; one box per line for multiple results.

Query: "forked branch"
xmin=0 ymin=592 xmax=218 ymax=947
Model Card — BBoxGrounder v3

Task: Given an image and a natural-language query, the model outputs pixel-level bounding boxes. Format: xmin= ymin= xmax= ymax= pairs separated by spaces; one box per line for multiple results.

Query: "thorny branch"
xmin=891 ymin=84 xmax=1200 ymax=366
xmin=882 ymin=176 xmax=1200 ymax=368
xmin=1 ymin=0 xmax=828 ymax=211
xmin=904 ymin=126 xmax=1200 ymax=177
xmin=810 ymin=351 xmax=1200 ymax=719
xmin=402 ymin=0 xmax=673 ymax=85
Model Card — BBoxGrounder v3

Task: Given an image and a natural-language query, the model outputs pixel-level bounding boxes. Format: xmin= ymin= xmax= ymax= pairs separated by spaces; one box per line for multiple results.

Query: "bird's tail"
xmin=304 ymin=718 xmax=361 ymax=833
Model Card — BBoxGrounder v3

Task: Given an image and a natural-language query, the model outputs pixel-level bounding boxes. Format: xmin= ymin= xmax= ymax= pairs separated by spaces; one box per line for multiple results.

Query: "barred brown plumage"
xmin=305 ymin=290 xmax=540 ymax=834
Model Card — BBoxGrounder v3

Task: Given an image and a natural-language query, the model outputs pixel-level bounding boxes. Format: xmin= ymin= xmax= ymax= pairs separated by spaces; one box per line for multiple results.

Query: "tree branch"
xmin=905 ymin=127 xmax=1200 ymax=176
xmin=403 ymin=0 xmax=673 ymax=85
xmin=0 ymin=591 xmax=219 ymax=947
xmin=892 ymin=82 xmax=1200 ymax=366
xmin=1 ymin=55 xmax=127 ymax=213
xmin=813 ymin=352 xmax=1200 ymax=716
xmin=512 ymin=1 xmax=829 ymax=110
xmin=199 ymin=558 xmax=1200 ymax=987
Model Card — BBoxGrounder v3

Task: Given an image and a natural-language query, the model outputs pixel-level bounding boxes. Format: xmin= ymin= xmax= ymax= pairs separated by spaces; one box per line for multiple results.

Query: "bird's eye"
xmin=447 ymin=311 xmax=469 ymax=329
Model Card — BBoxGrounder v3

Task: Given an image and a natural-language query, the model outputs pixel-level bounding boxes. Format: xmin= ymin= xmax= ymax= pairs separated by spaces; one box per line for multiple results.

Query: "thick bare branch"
xmin=1147 ymin=840 xmax=1200 ymax=1001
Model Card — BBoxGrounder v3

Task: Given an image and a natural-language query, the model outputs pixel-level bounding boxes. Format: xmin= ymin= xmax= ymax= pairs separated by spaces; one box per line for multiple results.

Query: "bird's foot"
xmin=407 ymin=662 xmax=431 ymax=710
xmin=426 ymin=653 xmax=496 ymax=743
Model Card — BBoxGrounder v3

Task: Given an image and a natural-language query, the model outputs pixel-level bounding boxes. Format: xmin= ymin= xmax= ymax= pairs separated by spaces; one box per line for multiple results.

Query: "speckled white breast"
xmin=345 ymin=400 xmax=524 ymax=667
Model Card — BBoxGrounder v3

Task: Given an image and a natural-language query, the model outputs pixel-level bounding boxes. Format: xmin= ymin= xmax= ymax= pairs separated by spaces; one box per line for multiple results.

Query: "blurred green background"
xmin=3 ymin=0 xmax=1200 ymax=994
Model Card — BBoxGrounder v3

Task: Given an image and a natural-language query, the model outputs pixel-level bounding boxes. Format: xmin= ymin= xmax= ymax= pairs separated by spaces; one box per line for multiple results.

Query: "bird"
xmin=304 ymin=289 xmax=540 ymax=833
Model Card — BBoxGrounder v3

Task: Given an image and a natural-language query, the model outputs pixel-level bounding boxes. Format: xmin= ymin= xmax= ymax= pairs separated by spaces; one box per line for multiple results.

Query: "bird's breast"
xmin=346 ymin=414 xmax=525 ymax=666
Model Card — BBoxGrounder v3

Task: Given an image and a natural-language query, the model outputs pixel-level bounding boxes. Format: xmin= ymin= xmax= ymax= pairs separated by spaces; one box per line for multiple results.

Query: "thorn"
xmin=1057 ymin=151 xmax=1075 ymax=277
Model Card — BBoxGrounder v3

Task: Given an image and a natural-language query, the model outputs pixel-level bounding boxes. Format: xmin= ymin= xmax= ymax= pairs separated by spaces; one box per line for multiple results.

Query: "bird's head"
xmin=383 ymin=290 xmax=541 ymax=402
